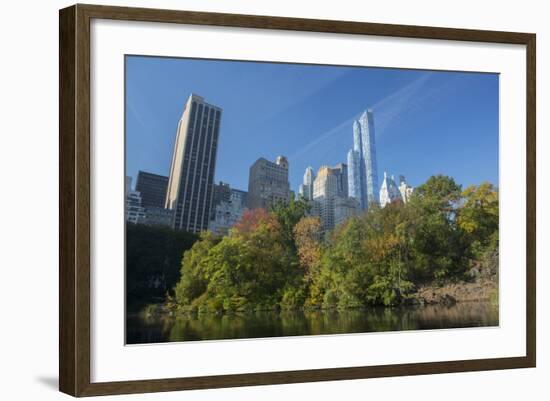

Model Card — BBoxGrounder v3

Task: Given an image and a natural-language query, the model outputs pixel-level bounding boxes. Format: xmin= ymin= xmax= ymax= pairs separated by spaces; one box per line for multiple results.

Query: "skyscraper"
xmin=313 ymin=166 xmax=338 ymax=232
xmin=347 ymin=120 xmax=366 ymax=209
xmin=125 ymin=176 xmax=146 ymax=224
xmin=165 ymin=94 xmax=222 ymax=233
xmin=298 ymin=166 xmax=315 ymax=200
xmin=247 ymin=156 xmax=290 ymax=209
xmin=211 ymin=181 xmax=231 ymax=215
xmin=333 ymin=162 xmax=349 ymax=198
xmin=347 ymin=109 xmax=379 ymax=210
xmin=334 ymin=196 xmax=359 ymax=227
xmin=135 ymin=170 xmax=169 ymax=209
xmin=359 ymin=110 xmax=379 ymax=206
xmin=312 ymin=164 xmax=352 ymax=232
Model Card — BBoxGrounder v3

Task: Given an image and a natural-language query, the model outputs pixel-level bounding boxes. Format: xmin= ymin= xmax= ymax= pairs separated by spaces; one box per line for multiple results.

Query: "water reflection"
xmin=126 ymin=302 xmax=499 ymax=344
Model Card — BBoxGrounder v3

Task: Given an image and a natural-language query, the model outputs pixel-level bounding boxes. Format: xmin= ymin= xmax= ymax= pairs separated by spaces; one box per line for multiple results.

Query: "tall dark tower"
xmin=135 ymin=170 xmax=169 ymax=209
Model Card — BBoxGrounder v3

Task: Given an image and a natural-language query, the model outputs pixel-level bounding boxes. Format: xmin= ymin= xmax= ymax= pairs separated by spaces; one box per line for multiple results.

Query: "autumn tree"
xmin=232 ymin=208 xmax=278 ymax=236
xmin=170 ymin=175 xmax=499 ymax=312
xmin=293 ymin=216 xmax=323 ymax=281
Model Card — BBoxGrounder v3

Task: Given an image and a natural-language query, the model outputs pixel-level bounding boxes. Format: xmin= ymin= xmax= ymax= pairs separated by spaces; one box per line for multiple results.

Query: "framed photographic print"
xmin=59 ymin=4 xmax=536 ymax=397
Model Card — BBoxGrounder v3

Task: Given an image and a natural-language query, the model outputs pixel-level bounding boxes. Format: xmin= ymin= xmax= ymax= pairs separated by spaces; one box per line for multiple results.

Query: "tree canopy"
xmin=171 ymin=175 xmax=499 ymax=312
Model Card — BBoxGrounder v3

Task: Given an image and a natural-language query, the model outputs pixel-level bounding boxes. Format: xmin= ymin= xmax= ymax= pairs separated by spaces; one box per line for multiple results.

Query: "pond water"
xmin=126 ymin=302 xmax=498 ymax=344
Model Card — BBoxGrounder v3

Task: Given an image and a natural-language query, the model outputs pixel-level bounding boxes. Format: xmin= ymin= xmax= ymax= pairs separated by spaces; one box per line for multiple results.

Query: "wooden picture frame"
xmin=59 ymin=3 xmax=536 ymax=397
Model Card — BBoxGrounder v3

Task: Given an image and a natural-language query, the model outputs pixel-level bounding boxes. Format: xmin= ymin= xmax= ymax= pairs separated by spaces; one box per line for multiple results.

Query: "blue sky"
xmin=125 ymin=56 xmax=499 ymax=193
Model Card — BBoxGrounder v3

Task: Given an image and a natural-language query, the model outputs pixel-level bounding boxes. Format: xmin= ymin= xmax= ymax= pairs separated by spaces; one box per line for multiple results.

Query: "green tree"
xmin=360 ymin=204 xmax=414 ymax=305
xmin=408 ymin=175 xmax=469 ymax=281
xmin=126 ymin=223 xmax=198 ymax=312
xmin=457 ymin=183 xmax=499 ymax=254
xmin=270 ymin=197 xmax=310 ymax=251
xmin=414 ymin=174 xmax=462 ymax=218
xmin=174 ymin=231 xmax=218 ymax=307
xmin=175 ymin=207 xmax=299 ymax=313
xmin=307 ymin=217 xmax=373 ymax=309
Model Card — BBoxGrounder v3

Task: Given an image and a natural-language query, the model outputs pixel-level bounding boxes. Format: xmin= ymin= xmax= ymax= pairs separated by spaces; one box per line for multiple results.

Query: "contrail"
xmin=374 ymin=72 xmax=466 ymax=135
xmin=289 ymin=112 xmax=360 ymax=160
xmin=289 ymin=72 xmax=434 ymax=161
xmin=127 ymin=99 xmax=148 ymax=130
xmin=371 ymin=72 xmax=434 ymax=134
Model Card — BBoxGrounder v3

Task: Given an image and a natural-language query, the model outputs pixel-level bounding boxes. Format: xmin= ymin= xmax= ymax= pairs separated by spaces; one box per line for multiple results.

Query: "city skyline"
xmin=126 ymin=56 xmax=499 ymax=195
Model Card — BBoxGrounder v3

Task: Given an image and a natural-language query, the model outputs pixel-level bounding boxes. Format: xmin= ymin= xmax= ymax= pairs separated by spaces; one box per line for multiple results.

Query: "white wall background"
xmin=0 ymin=0 xmax=546 ymax=399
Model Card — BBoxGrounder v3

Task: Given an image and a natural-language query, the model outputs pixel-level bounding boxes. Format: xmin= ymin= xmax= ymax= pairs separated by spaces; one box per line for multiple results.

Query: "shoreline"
xmin=139 ymin=279 xmax=498 ymax=318
xmin=407 ymin=278 xmax=498 ymax=306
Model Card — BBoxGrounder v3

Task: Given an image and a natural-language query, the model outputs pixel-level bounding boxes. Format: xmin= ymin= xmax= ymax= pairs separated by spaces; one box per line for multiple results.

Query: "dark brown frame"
xmin=59 ymin=3 xmax=536 ymax=397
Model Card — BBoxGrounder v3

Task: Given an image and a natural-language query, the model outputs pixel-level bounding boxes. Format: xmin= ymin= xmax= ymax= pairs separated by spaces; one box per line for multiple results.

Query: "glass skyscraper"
xmin=347 ymin=109 xmax=378 ymax=210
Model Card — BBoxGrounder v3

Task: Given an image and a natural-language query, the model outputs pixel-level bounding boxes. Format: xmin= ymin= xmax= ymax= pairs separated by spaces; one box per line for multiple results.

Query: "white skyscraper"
xmin=298 ymin=166 xmax=315 ymax=200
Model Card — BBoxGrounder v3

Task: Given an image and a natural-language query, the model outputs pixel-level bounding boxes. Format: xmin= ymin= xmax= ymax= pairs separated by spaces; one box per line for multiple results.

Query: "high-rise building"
xmin=165 ymin=94 xmax=222 ymax=233
xmin=348 ymin=120 xmax=366 ymax=209
xmin=359 ymin=110 xmax=379 ymax=206
xmin=334 ymin=196 xmax=360 ymax=227
xmin=211 ymin=181 xmax=231 ymax=216
xmin=312 ymin=164 xmax=350 ymax=232
xmin=125 ymin=175 xmax=132 ymax=197
xmin=126 ymin=189 xmax=146 ymax=224
xmin=298 ymin=166 xmax=315 ymax=200
xmin=313 ymin=166 xmax=337 ymax=232
xmin=347 ymin=109 xmax=378 ymax=210
xmin=347 ymin=147 xmax=362 ymax=206
xmin=230 ymin=188 xmax=248 ymax=207
xmin=208 ymin=188 xmax=248 ymax=236
xmin=247 ymin=156 xmax=290 ymax=209
xmin=125 ymin=175 xmax=173 ymax=226
xmin=333 ymin=162 xmax=349 ymax=198
xmin=142 ymin=207 xmax=174 ymax=227
xmin=135 ymin=171 xmax=169 ymax=209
